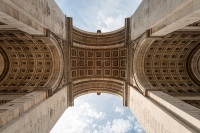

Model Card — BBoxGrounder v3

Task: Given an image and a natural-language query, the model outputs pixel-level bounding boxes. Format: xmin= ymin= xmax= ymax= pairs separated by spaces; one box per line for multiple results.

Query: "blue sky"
xmin=51 ymin=0 xmax=144 ymax=132
xmin=50 ymin=93 xmax=145 ymax=133
xmin=55 ymin=0 xmax=142 ymax=32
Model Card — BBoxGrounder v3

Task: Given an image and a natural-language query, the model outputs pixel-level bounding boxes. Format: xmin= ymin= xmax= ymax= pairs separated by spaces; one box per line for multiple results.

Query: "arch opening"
xmin=50 ymin=93 xmax=145 ymax=133
xmin=69 ymin=25 xmax=129 ymax=106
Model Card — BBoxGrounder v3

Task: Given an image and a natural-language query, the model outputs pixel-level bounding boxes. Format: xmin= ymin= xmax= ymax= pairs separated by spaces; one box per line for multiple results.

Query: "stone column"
xmin=148 ymin=91 xmax=200 ymax=132
xmin=64 ymin=17 xmax=74 ymax=107
xmin=0 ymin=86 xmax=68 ymax=133
xmin=0 ymin=91 xmax=47 ymax=128
xmin=128 ymin=86 xmax=200 ymax=133
xmin=123 ymin=18 xmax=131 ymax=106
xmin=67 ymin=82 xmax=74 ymax=107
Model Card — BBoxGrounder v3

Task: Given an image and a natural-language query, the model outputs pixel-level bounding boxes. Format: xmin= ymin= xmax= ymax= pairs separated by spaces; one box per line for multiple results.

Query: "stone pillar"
xmin=0 ymin=91 xmax=47 ymax=128
xmin=64 ymin=17 xmax=74 ymax=107
xmin=128 ymin=86 xmax=200 ymax=133
xmin=0 ymin=86 xmax=68 ymax=133
xmin=148 ymin=91 xmax=200 ymax=132
xmin=67 ymin=82 xmax=74 ymax=107
xmin=123 ymin=18 xmax=131 ymax=107
xmin=64 ymin=17 xmax=73 ymax=84
xmin=123 ymin=82 xmax=129 ymax=106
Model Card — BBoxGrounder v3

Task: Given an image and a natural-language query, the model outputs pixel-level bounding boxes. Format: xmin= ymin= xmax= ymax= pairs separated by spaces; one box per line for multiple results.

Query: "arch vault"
xmin=66 ymin=22 xmax=131 ymax=106
xmin=0 ymin=0 xmax=200 ymax=133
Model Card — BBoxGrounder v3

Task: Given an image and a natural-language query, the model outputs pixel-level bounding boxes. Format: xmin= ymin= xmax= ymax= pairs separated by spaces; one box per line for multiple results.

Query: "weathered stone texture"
xmin=0 ymin=87 xmax=68 ymax=133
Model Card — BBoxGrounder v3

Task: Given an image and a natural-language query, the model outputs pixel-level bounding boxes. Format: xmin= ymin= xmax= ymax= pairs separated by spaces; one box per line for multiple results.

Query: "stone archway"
xmin=0 ymin=30 xmax=64 ymax=95
xmin=1 ymin=0 xmax=200 ymax=133
xmin=65 ymin=21 xmax=131 ymax=106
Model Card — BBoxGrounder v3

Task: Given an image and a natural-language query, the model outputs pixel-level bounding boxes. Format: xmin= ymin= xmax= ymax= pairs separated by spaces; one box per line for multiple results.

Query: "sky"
xmin=50 ymin=93 xmax=145 ymax=133
xmin=51 ymin=0 xmax=144 ymax=133
xmin=55 ymin=0 xmax=142 ymax=32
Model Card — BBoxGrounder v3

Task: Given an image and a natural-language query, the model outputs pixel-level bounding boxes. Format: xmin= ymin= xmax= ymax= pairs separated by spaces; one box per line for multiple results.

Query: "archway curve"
xmin=50 ymin=91 xmax=145 ymax=133
xmin=187 ymin=44 xmax=200 ymax=86
xmin=70 ymin=25 xmax=128 ymax=103
xmin=0 ymin=30 xmax=64 ymax=93
xmin=0 ymin=52 xmax=4 ymax=76
xmin=72 ymin=26 xmax=125 ymax=48
xmin=73 ymin=78 xmax=124 ymax=99
xmin=133 ymin=31 xmax=200 ymax=95
xmin=133 ymin=32 xmax=154 ymax=94
xmin=0 ymin=47 xmax=9 ymax=82
xmin=74 ymin=90 xmax=123 ymax=100
xmin=73 ymin=26 xmax=125 ymax=34
xmin=43 ymin=34 xmax=64 ymax=92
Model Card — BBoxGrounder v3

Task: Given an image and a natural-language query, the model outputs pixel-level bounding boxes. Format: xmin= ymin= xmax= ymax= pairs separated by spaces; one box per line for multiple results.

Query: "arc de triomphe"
xmin=0 ymin=0 xmax=200 ymax=132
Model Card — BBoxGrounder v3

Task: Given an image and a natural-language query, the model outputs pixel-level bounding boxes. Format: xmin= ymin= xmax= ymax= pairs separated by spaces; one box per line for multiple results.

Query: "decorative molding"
xmin=71 ymin=47 xmax=127 ymax=81
xmin=0 ymin=30 xmax=63 ymax=94
xmin=137 ymin=31 xmax=200 ymax=94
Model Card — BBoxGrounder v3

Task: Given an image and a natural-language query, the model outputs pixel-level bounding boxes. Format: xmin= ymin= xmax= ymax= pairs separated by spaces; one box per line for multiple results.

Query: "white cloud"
xmin=50 ymin=102 xmax=105 ymax=133
xmin=96 ymin=119 xmax=134 ymax=133
xmin=95 ymin=118 xmax=145 ymax=133
xmin=97 ymin=11 xmax=124 ymax=32
xmin=50 ymin=93 xmax=146 ymax=133
xmin=128 ymin=115 xmax=145 ymax=133
xmin=92 ymin=124 xmax=97 ymax=128
xmin=55 ymin=0 xmax=142 ymax=32
xmin=115 ymin=106 xmax=124 ymax=115
xmin=134 ymin=121 xmax=145 ymax=133
xmin=128 ymin=115 xmax=136 ymax=122
xmin=80 ymin=103 xmax=105 ymax=119
xmin=111 ymin=119 xmax=134 ymax=133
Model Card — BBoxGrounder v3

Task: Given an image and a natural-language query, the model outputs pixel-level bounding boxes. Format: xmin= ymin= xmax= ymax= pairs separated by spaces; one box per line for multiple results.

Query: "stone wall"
xmin=0 ymin=0 xmax=66 ymax=39
xmin=129 ymin=86 xmax=199 ymax=133
xmin=130 ymin=0 xmax=200 ymax=39
xmin=0 ymin=86 xmax=68 ymax=133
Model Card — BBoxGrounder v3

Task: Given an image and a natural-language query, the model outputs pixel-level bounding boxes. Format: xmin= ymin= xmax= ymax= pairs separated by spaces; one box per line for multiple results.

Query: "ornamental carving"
xmin=71 ymin=47 xmax=127 ymax=80
xmin=71 ymin=27 xmax=127 ymax=97
xmin=0 ymin=30 xmax=63 ymax=94
xmin=144 ymin=32 xmax=200 ymax=94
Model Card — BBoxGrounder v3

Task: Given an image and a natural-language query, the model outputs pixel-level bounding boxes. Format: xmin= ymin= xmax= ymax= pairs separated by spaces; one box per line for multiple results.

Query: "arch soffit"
xmin=133 ymin=31 xmax=200 ymax=95
xmin=71 ymin=27 xmax=127 ymax=97
xmin=0 ymin=30 xmax=64 ymax=93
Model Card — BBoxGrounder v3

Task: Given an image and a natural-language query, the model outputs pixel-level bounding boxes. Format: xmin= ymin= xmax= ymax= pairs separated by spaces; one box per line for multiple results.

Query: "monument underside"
xmin=71 ymin=27 xmax=128 ymax=99
xmin=0 ymin=0 xmax=200 ymax=132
